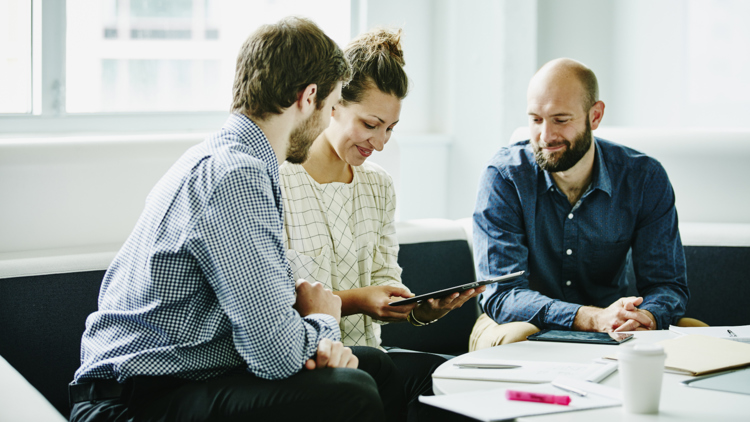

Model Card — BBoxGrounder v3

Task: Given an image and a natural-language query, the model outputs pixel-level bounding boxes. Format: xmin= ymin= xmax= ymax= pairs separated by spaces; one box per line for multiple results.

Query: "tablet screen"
xmin=387 ymin=270 xmax=524 ymax=306
xmin=526 ymin=329 xmax=634 ymax=345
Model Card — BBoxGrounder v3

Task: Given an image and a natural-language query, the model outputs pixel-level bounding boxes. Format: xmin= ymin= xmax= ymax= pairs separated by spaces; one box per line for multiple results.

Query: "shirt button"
xmin=568 ymin=213 xmax=574 ymax=219
xmin=566 ymin=249 xmax=573 ymax=255
xmin=566 ymin=280 xmax=572 ymax=286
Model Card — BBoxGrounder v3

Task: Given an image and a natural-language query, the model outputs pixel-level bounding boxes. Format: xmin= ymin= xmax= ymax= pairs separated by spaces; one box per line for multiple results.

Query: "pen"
xmin=727 ymin=329 xmax=738 ymax=338
xmin=506 ymin=389 xmax=571 ymax=406
xmin=454 ymin=363 xmax=521 ymax=369
xmin=551 ymin=381 xmax=588 ymax=397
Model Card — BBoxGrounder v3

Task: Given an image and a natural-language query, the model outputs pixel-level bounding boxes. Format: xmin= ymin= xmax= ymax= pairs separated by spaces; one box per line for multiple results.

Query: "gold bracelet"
xmin=408 ymin=309 xmax=438 ymax=327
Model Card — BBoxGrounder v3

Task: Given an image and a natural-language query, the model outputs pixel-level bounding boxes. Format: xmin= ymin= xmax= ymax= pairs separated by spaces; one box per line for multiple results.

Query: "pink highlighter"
xmin=505 ymin=389 xmax=571 ymax=406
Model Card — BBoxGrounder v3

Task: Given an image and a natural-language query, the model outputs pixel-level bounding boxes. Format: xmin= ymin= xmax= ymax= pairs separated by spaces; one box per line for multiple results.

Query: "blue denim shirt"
xmin=474 ymin=138 xmax=689 ymax=330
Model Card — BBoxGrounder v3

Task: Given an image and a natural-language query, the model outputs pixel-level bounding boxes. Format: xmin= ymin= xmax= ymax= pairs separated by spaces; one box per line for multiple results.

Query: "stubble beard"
xmin=286 ymin=109 xmax=324 ymax=164
xmin=533 ymin=118 xmax=592 ymax=172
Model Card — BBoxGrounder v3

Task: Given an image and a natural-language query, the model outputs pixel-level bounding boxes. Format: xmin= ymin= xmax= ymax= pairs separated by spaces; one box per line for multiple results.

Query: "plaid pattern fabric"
xmin=280 ymin=161 xmax=405 ymax=348
xmin=75 ymin=114 xmax=340 ymax=383
xmin=475 ymin=138 xmax=689 ymax=330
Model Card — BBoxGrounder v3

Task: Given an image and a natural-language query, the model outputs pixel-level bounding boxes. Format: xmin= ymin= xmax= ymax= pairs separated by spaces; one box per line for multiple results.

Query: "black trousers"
xmin=354 ymin=346 xmax=446 ymax=422
xmin=69 ymin=347 xmax=470 ymax=422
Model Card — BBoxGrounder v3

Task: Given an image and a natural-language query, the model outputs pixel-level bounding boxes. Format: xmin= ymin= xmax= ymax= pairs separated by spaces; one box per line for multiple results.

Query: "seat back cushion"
xmin=0 ymin=270 xmax=104 ymax=417
xmin=381 ymin=240 xmax=478 ymax=356
xmin=684 ymin=246 xmax=750 ymax=326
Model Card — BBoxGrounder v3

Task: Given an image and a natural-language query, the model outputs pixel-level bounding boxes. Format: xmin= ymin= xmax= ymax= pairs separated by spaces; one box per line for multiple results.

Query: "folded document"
xmin=605 ymin=334 xmax=750 ymax=376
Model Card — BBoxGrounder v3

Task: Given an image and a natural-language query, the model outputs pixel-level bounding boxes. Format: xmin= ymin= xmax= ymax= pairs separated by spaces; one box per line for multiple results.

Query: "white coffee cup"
xmin=618 ymin=344 xmax=666 ymax=414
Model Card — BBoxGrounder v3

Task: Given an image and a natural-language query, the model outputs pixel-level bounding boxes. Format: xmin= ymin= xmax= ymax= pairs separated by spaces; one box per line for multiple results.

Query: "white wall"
xmin=357 ymin=0 xmax=537 ymax=220
xmin=0 ymin=135 xmax=202 ymax=255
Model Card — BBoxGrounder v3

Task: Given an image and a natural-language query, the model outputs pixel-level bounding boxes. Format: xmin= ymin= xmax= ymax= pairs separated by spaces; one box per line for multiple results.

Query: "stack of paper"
xmin=420 ymin=377 xmax=621 ymax=422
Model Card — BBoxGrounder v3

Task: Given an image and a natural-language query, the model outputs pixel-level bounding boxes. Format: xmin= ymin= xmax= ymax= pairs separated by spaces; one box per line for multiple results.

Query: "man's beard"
xmin=534 ymin=119 xmax=592 ymax=172
xmin=286 ymin=109 xmax=324 ymax=164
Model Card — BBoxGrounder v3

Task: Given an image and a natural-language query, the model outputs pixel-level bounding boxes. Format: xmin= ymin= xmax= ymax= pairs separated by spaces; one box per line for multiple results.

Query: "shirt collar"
xmin=223 ymin=113 xmax=279 ymax=181
xmin=591 ymin=138 xmax=612 ymax=197
xmin=537 ymin=138 xmax=612 ymax=198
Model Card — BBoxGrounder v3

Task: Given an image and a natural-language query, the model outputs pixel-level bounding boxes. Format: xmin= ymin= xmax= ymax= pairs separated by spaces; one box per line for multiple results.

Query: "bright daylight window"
xmin=686 ymin=0 xmax=750 ymax=105
xmin=0 ymin=0 xmax=32 ymax=114
xmin=66 ymin=0 xmax=351 ymax=113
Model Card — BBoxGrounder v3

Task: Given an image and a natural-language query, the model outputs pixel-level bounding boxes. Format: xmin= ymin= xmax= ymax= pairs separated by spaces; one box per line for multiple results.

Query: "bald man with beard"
xmin=469 ymin=58 xmax=704 ymax=351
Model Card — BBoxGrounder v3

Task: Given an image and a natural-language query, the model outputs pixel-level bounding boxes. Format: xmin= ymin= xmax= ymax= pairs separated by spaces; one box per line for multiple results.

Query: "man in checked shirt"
xmin=69 ymin=17 xmax=388 ymax=421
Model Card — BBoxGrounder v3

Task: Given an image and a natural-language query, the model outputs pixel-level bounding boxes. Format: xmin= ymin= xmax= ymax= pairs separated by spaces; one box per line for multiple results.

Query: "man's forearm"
xmin=483 ymin=288 xmax=581 ymax=330
xmin=638 ymin=285 xmax=688 ymax=330
xmin=637 ymin=302 xmax=671 ymax=330
xmin=572 ymin=306 xmax=599 ymax=331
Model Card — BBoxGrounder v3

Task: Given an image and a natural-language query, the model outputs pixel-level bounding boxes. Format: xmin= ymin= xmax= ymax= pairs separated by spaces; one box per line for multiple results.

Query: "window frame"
xmin=0 ymin=0 xmax=362 ymax=135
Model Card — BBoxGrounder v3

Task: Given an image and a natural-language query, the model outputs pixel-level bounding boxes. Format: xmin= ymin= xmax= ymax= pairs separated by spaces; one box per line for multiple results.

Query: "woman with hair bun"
xmin=280 ymin=28 xmax=482 ymax=421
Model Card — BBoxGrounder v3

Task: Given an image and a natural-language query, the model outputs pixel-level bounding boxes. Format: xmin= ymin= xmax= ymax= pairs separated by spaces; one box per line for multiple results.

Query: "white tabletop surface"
xmin=0 ymin=355 xmax=66 ymax=422
xmin=432 ymin=331 xmax=750 ymax=421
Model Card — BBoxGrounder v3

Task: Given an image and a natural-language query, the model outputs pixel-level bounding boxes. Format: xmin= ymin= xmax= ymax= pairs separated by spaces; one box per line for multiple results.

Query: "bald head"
xmin=529 ymin=58 xmax=599 ymax=113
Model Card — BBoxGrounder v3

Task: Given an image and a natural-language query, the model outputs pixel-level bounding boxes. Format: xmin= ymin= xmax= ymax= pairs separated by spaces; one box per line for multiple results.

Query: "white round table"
xmin=431 ymin=331 xmax=750 ymax=421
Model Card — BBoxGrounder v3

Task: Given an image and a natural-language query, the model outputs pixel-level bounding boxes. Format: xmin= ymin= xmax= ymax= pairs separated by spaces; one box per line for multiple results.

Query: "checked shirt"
xmin=75 ymin=113 xmax=340 ymax=383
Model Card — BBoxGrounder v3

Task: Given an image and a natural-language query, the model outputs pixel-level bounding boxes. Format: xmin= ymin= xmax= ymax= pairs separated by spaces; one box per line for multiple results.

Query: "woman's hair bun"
xmin=342 ymin=27 xmax=409 ymax=103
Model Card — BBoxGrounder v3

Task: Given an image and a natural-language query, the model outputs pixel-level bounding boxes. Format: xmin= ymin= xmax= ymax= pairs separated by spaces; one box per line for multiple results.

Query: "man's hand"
xmin=304 ymin=338 xmax=358 ymax=370
xmin=338 ymin=285 xmax=417 ymax=322
xmin=574 ymin=296 xmax=654 ymax=332
xmin=293 ymin=279 xmax=342 ymax=323
xmin=615 ymin=301 xmax=657 ymax=331
xmin=412 ymin=286 xmax=487 ymax=323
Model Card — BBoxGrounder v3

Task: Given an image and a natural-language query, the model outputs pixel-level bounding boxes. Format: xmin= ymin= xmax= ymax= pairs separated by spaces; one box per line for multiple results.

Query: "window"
xmin=1 ymin=0 xmax=351 ymax=131
xmin=66 ymin=0 xmax=351 ymax=113
xmin=0 ymin=0 xmax=32 ymax=114
xmin=686 ymin=0 xmax=750 ymax=105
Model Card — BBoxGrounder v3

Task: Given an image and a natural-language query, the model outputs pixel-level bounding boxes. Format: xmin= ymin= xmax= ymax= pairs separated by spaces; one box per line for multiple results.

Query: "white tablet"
xmin=388 ymin=270 xmax=525 ymax=306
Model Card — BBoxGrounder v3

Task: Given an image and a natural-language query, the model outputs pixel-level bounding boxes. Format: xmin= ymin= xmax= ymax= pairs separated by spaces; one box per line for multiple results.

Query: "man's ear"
xmin=589 ymin=100 xmax=605 ymax=130
xmin=297 ymin=84 xmax=318 ymax=116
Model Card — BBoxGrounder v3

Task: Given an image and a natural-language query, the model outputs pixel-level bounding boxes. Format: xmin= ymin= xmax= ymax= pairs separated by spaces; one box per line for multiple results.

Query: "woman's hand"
xmin=336 ymin=285 xmax=417 ymax=322
xmin=411 ymin=285 xmax=486 ymax=324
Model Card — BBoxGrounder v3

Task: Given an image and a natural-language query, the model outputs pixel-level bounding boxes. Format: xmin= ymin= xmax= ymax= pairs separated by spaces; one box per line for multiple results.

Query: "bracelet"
xmin=407 ymin=309 xmax=439 ymax=327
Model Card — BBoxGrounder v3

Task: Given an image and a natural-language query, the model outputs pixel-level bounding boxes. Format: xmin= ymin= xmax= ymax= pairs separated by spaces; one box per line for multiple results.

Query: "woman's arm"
xmin=334 ymin=285 xmax=416 ymax=321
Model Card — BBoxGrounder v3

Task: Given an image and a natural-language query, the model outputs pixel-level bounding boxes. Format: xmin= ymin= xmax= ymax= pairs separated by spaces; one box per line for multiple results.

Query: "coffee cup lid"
xmin=618 ymin=344 xmax=665 ymax=357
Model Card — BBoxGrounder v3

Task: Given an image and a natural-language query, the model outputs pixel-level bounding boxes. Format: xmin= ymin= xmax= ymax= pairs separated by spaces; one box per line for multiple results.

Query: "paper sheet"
xmin=669 ymin=325 xmax=750 ymax=343
xmin=432 ymin=357 xmax=618 ymax=383
xmin=420 ymin=377 xmax=621 ymax=422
